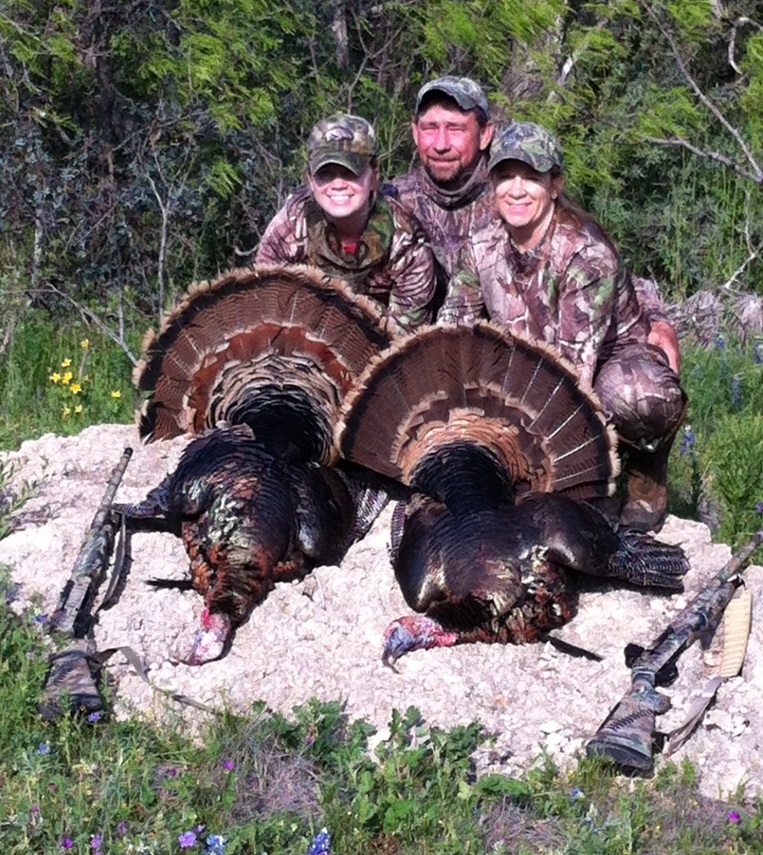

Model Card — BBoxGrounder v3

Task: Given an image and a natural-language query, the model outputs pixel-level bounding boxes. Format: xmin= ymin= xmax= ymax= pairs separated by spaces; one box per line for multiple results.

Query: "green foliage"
xmin=0 ymin=316 xmax=135 ymax=450
xmin=668 ymin=337 xmax=763 ymax=550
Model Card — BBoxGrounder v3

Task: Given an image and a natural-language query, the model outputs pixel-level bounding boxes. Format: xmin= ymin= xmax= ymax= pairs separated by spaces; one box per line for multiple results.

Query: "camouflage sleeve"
xmin=438 ymin=241 xmax=486 ymax=325
xmin=254 ymin=193 xmax=309 ymax=266
xmin=631 ymin=275 xmax=671 ymax=327
xmin=385 ymin=226 xmax=437 ymax=332
xmin=555 ymin=246 xmax=621 ymax=387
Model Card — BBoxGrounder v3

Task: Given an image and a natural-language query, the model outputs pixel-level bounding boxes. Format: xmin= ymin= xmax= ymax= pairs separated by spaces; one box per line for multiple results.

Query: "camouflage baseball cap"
xmin=307 ymin=114 xmax=377 ymax=176
xmin=487 ymin=122 xmax=564 ymax=174
xmin=415 ymin=76 xmax=490 ymax=117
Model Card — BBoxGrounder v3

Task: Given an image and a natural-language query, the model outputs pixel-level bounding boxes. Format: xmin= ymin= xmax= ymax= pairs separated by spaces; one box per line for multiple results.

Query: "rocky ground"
xmin=1 ymin=423 xmax=761 ymax=802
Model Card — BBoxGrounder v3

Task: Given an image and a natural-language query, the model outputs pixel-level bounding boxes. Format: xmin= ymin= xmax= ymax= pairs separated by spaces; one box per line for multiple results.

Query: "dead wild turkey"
xmin=337 ymin=323 xmax=690 ymax=665
xmin=120 ymin=265 xmax=396 ymax=664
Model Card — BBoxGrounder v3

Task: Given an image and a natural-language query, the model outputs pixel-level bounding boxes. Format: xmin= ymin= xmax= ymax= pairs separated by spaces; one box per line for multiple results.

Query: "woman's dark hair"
xmin=553 ymin=171 xmax=619 ymax=257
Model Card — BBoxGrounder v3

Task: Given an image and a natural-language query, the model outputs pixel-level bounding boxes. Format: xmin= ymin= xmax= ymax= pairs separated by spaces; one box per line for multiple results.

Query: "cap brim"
xmin=415 ymin=85 xmax=481 ymax=115
xmin=309 ymin=153 xmax=370 ymax=176
xmin=488 ymin=150 xmax=556 ymax=174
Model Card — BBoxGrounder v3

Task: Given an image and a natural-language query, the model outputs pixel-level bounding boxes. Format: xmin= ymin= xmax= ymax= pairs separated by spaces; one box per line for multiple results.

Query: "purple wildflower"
xmin=203 ymin=834 xmax=227 ymax=855
xmin=221 ymin=759 xmax=234 ymax=772
xmin=87 ymin=711 xmax=102 ymax=724
xmin=755 ymin=501 xmax=763 ymax=515
xmin=715 ymin=333 xmax=726 ymax=351
xmin=32 ymin=613 xmax=48 ymax=625
xmin=30 ymin=804 xmax=40 ymax=814
xmin=679 ymin=425 xmax=695 ymax=456
xmin=61 ymin=838 xmax=74 ymax=850
xmin=90 ymin=834 xmax=102 ymax=850
xmin=36 ymin=743 xmax=51 ymax=755
xmin=178 ymin=830 xmax=198 ymax=848
xmin=730 ymin=375 xmax=743 ymax=411
xmin=727 ymin=810 xmax=741 ymax=824
xmin=116 ymin=821 xmax=127 ymax=836
xmin=568 ymin=787 xmax=585 ymax=801
xmin=305 ymin=828 xmax=331 ymax=855
xmin=753 ymin=337 xmax=763 ymax=365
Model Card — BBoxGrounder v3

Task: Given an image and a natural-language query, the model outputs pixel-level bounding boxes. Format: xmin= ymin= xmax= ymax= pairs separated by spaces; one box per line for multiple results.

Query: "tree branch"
xmin=644 ymin=135 xmax=763 ymax=186
xmin=642 ymin=2 xmax=763 ymax=184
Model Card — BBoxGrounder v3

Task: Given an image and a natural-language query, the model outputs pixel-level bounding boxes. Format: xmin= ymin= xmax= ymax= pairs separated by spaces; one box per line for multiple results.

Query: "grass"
xmin=0 ymin=315 xmax=137 ymax=450
xmin=667 ymin=334 xmax=763 ymax=552
xmin=0 ymin=310 xmax=762 ymax=853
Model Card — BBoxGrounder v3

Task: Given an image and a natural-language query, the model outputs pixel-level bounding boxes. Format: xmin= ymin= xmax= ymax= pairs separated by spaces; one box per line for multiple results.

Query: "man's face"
xmin=412 ymin=102 xmax=493 ymax=187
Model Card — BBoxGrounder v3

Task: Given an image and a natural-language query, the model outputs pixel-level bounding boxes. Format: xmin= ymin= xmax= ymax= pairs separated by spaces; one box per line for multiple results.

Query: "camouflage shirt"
xmin=255 ymin=187 xmax=436 ymax=332
xmin=388 ymin=158 xmax=496 ymax=301
xmin=444 ymin=214 xmax=650 ymax=387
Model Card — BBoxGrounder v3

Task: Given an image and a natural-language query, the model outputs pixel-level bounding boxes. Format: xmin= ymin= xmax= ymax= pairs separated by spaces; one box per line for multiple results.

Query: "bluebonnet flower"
xmin=178 ymin=830 xmax=198 ymax=848
xmin=203 ymin=834 xmax=226 ymax=855
xmin=35 ymin=743 xmax=51 ymax=755
xmin=715 ymin=333 xmax=726 ymax=351
xmin=679 ymin=425 xmax=695 ymax=457
xmin=60 ymin=838 xmax=73 ymax=850
xmin=87 ymin=711 xmax=102 ymax=724
xmin=90 ymin=833 xmax=102 ymax=855
xmin=32 ymin=612 xmax=48 ymax=625
xmin=568 ymin=787 xmax=585 ymax=802
xmin=305 ymin=828 xmax=331 ymax=855
xmin=753 ymin=337 xmax=763 ymax=365
xmin=730 ymin=375 xmax=743 ymax=411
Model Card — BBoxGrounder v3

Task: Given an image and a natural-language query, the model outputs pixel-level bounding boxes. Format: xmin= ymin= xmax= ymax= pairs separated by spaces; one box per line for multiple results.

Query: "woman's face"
xmin=491 ymin=160 xmax=559 ymax=246
xmin=308 ymin=163 xmax=378 ymax=223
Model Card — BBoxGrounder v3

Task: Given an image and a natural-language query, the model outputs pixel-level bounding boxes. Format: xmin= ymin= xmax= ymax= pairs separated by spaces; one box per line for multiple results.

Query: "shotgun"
xmin=39 ymin=447 xmax=132 ymax=720
xmin=50 ymin=447 xmax=133 ymax=637
xmin=586 ymin=528 xmax=763 ymax=771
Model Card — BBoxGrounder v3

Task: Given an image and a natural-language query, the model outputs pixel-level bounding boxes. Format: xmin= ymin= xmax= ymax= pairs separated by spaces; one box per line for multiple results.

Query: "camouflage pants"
xmin=594 ymin=343 xmax=687 ymax=451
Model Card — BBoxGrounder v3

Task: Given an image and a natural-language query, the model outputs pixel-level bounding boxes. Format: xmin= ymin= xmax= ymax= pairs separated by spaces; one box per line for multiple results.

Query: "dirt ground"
xmin=1 ymin=422 xmax=762 ymax=801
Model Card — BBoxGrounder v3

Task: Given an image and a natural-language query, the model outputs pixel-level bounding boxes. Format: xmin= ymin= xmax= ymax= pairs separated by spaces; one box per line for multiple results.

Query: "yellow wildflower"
xmin=62 ymin=371 xmax=73 ymax=384
xmin=50 ymin=372 xmax=62 ymax=384
xmin=62 ymin=406 xmax=71 ymax=418
xmin=61 ymin=358 xmax=72 ymax=368
xmin=74 ymin=404 xmax=83 ymax=414
xmin=70 ymin=383 xmax=82 ymax=395
xmin=111 ymin=390 xmax=122 ymax=399
xmin=80 ymin=338 xmax=90 ymax=350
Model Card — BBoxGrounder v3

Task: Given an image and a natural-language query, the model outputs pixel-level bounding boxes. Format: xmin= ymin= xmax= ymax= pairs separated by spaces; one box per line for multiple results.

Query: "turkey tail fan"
xmin=134 ymin=265 xmax=394 ymax=461
xmin=338 ymin=322 xmax=619 ymax=500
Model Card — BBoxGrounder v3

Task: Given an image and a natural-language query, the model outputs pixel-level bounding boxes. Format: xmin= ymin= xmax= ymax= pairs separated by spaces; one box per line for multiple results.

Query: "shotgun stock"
xmin=51 ymin=447 xmax=133 ymax=637
xmin=586 ymin=528 xmax=763 ymax=771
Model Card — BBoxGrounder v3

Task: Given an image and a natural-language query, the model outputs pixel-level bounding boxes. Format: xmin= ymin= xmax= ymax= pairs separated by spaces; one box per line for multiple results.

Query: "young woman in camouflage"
xmin=444 ymin=121 xmax=687 ymax=533
xmin=255 ymin=114 xmax=436 ymax=332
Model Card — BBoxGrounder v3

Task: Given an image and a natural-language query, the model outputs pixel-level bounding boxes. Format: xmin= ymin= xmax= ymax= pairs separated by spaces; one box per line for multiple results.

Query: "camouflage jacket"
xmin=255 ymin=187 xmax=436 ymax=331
xmin=443 ymin=214 xmax=650 ymax=387
xmin=387 ymin=159 xmax=496 ymax=305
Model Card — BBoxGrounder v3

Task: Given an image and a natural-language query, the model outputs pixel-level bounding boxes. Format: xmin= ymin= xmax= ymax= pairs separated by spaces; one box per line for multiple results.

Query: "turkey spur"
xmin=121 ymin=265 xmax=395 ymax=664
xmin=338 ymin=323 xmax=690 ymax=665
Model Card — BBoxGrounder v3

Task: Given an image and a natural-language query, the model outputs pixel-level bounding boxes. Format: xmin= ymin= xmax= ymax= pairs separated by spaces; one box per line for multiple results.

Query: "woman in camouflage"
xmin=256 ymin=113 xmax=436 ymax=333
xmin=444 ymin=121 xmax=686 ymax=533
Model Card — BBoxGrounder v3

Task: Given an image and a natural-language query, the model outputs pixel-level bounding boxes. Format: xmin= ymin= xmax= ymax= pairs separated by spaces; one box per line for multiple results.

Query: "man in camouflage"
xmin=387 ymin=76 xmax=495 ymax=310
xmin=256 ymin=113 xmax=436 ymax=332
xmin=445 ymin=121 xmax=686 ymax=532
